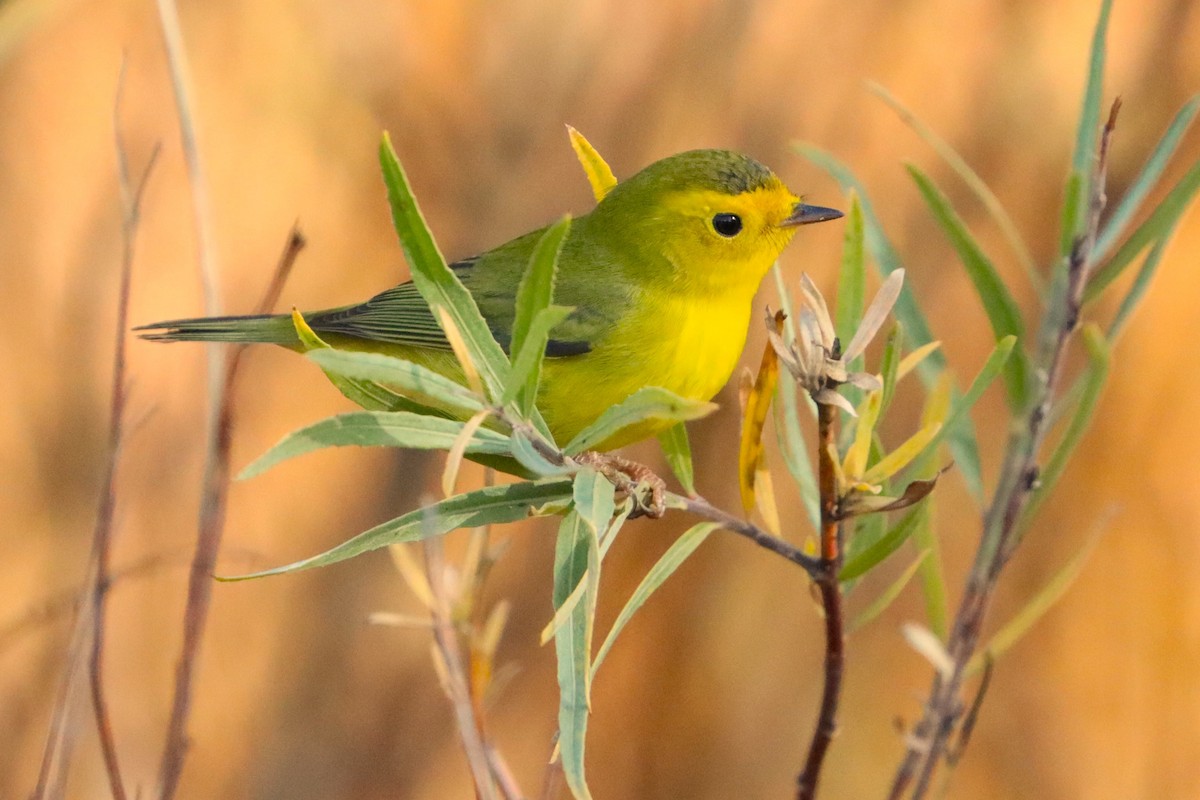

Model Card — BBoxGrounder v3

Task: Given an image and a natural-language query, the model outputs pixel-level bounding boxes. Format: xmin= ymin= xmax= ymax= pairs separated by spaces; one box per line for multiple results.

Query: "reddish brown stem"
xmin=797 ymin=402 xmax=845 ymax=800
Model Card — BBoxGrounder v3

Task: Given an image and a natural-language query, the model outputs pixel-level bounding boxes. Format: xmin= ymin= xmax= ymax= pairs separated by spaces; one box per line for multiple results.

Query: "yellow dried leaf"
xmin=436 ymin=306 xmax=485 ymax=398
xmin=442 ymin=408 xmax=493 ymax=497
xmin=897 ymin=341 xmax=943 ymax=380
xmin=860 ymin=422 xmax=943 ymax=485
xmin=739 ymin=311 xmax=785 ymax=513
xmin=567 ymin=125 xmax=618 ymax=202
xmin=843 ymin=391 xmax=881 ymax=480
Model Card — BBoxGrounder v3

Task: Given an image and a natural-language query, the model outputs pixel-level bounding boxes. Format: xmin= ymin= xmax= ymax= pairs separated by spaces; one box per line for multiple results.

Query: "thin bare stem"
xmin=423 ymin=537 xmax=499 ymax=800
xmin=796 ymin=402 xmax=846 ymax=800
xmin=153 ymin=0 xmax=228 ymax=794
xmin=29 ymin=64 xmax=161 ymax=800
xmin=887 ymin=99 xmax=1122 ymax=800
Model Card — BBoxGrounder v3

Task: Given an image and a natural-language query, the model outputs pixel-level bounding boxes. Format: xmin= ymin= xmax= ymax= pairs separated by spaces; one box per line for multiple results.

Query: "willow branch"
xmin=887 ymin=99 xmax=1122 ymax=800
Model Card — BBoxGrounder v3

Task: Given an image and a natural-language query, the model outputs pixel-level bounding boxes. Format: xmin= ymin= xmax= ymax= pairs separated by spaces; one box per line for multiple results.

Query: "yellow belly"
xmin=538 ymin=288 xmax=752 ymax=450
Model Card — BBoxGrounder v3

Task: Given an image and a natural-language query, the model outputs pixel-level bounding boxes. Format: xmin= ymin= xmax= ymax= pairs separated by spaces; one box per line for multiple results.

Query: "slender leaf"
xmin=1067 ymin=0 xmax=1114 ymax=245
xmin=869 ymin=81 xmax=1039 ymax=289
xmin=657 ymin=424 xmax=696 ymax=496
xmin=378 ymin=135 xmax=513 ymax=406
xmin=510 ymin=428 xmax=570 ymax=477
xmin=775 ymin=379 xmax=821 ymax=531
xmin=1085 ymin=157 xmax=1200 ymax=302
xmin=911 ymin=502 xmax=948 ymax=639
xmin=967 ymin=530 xmax=1102 ymax=676
xmin=291 ymin=310 xmax=428 ymax=413
xmin=564 ymin=387 xmax=717 ymax=455
xmin=907 ymin=164 xmax=1030 ymax=408
xmin=1093 ymin=95 xmax=1200 ymax=263
xmin=899 ymin=336 xmax=1014 ymax=484
xmin=793 ymin=144 xmax=984 ymax=500
xmin=840 ymin=505 xmax=923 ymax=582
xmin=307 ymin=349 xmax=485 ymax=416
xmin=509 ymin=217 xmax=572 ymax=415
xmin=848 ymin=550 xmax=930 ymax=634
xmin=240 ymin=411 xmax=512 ymax=480
xmin=573 ymin=468 xmax=617 ymax=538
xmin=843 ymin=391 xmax=881 ymax=481
xmin=740 ymin=313 xmax=784 ymax=513
xmin=553 ymin=510 xmax=595 ymax=800
xmin=503 ymin=305 xmax=574 ymax=406
xmin=220 ymin=478 xmax=573 ymax=580
xmin=591 ymin=522 xmax=718 ymax=678
xmin=1108 ymin=231 xmax=1173 ymax=342
xmin=877 ymin=323 xmax=903 ymax=420
xmin=567 ymin=125 xmax=618 ymax=201
xmin=835 ymin=193 xmax=866 ymax=355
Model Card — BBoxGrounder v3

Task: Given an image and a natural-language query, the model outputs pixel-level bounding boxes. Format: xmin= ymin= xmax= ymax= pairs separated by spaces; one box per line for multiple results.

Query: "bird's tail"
xmin=134 ymin=313 xmax=300 ymax=346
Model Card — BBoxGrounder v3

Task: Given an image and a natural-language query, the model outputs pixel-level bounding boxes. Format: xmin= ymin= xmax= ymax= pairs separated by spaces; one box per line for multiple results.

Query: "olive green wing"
xmin=309 ymin=229 xmax=627 ymax=357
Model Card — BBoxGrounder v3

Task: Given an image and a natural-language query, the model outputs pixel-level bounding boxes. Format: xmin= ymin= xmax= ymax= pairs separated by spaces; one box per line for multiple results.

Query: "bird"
xmin=137 ymin=149 xmax=842 ymax=452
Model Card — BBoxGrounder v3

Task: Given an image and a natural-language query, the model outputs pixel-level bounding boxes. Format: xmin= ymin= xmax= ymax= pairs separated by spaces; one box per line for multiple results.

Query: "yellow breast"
xmin=538 ymin=285 xmax=753 ymax=450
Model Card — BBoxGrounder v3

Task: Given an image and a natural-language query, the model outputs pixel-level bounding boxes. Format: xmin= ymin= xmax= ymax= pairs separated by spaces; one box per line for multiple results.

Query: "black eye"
xmin=712 ymin=213 xmax=743 ymax=237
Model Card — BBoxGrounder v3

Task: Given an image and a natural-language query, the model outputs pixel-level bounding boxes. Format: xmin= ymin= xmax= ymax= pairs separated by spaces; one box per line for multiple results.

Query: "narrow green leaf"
xmin=1108 ymin=231 xmax=1173 ymax=342
xmin=1086 ymin=157 xmax=1200 ymax=302
xmin=291 ymin=311 xmax=428 ymax=413
xmin=1094 ymin=95 xmax=1200 ymax=263
xmin=220 ymin=478 xmax=573 ymax=580
xmin=657 ymin=424 xmax=696 ymax=496
xmin=967 ymin=529 xmax=1102 ymax=676
xmin=906 ymin=164 xmax=1031 ymax=408
xmin=1059 ymin=172 xmax=1085 ymax=259
xmin=510 ymin=217 xmax=572 ymax=415
xmin=840 ymin=505 xmax=923 ymax=582
xmin=899 ymin=335 xmax=1016 ymax=480
xmin=510 ymin=429 xmax=570 ymax=477
xmin=380 ymin=134 xmax=536 ymax=430
xmin=911 ymin=503 xmax=948 ymax=639
xmin=792 ymin=145 xmax=984 ymax=500
xmin=591 ymin=522 xmax=718 ymax=678
xmin=502 ymin=305 xmax=575 ymax=407
xmin=1067 ymin=0 xmax=1114 ymax=244
xmin=239 ymin=411 xmax=512 ymax=480
xmin=774 ymin=379 xmax=821 ymax=531
xmin=848 ymin=550 xmax=930 ymax=634
xmin=573 ymin=468 xmax=617 ymax=538
xmin=564 ymin=387 xmax=717 ymax=455
xmin=554 ymin=510 xmax=595 ymax=800
xmin=1020 ymin=325 xmax=1109 ymax=530
xmin=308 ymin=349 xmax=485 ymax=416
xmin=877 ymin=323 xmax=903 ymax=421
xmin=869 ymin=81 xmax=1040 ymax=290
xmin=835 ymin=193 xmax=866 ymax=353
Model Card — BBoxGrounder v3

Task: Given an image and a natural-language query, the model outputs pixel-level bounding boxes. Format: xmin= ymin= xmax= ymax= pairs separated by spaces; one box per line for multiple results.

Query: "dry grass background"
xmin=2 ymin=0 xmax=1199 ymax=797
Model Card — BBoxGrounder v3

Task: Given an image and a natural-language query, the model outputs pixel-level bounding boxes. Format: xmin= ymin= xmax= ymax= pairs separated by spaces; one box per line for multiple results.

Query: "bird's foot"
xmin=571 ymin=452 xmax=667 ymax=519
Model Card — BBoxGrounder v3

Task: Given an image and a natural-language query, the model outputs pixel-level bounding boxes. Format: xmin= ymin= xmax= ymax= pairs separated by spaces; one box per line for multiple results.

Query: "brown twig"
xmin=886 ymin=99 xmax=1122 ymax=800
xmin=29 ymin=61 xmax=162 ymax=800
xmin=153 ymin=0 xmax=226 ymax=793
xmin=673 ymin=495 xmax=821 ymax=578
xmin=796 ymin=402 xmax=845 ymax=800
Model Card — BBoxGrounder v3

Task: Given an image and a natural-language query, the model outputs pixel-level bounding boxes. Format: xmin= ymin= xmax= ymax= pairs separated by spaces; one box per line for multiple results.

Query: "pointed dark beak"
xmin=781 ymin=203 xmax=844 ymax=227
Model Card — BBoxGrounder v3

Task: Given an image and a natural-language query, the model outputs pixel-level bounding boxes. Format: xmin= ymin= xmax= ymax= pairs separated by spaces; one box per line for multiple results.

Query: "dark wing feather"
xmin=307 ymin=256 xmax=596 ymax=355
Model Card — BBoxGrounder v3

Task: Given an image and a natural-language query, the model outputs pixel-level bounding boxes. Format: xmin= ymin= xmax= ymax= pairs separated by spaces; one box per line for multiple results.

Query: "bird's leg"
xmin=571 ymin=452 xmax=667 ymax=519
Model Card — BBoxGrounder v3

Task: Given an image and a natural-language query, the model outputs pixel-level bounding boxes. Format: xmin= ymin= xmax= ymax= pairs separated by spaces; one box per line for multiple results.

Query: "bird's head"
xmin=594 ymin=149 xmax=842 ymax=296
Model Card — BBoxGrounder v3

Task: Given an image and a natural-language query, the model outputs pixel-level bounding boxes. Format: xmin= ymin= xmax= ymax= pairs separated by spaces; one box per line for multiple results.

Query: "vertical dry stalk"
xmin=887 ymin=100 xmax=1122 ymax=800
xmin=796 ymin=402 xmax=845 ymax=800
xmin=29 ymin=63 xmax=161 ymax=800
xmin=152 ymin=1 xmax=228 ymax=793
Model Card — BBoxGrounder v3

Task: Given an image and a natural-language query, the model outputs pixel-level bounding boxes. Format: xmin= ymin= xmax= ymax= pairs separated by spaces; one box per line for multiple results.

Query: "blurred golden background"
xmin=3 ymin=0 xmax=1199 ymax=797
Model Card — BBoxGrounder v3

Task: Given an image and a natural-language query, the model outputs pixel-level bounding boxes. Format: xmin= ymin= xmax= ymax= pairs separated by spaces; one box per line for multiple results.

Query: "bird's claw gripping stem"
xmin=572 ymin=452 xmax=667 ymax=519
